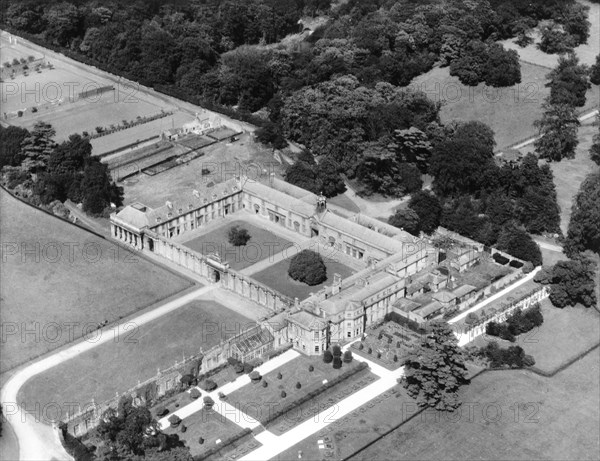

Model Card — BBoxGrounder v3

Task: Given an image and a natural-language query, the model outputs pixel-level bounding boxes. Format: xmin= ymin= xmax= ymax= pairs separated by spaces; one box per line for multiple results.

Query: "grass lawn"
xmin=0 ymin=189 xmax=193 ymax=372
xmin=540 ymin=246 xmax=568 ymax=267
xmin=471 ymin=298 xmax=600 ymax=374
xmin=17 ymin=299 xmax=252 ymax=422
xmin=328 ymin=192 xmax=361 ymax=213
xmin=454 ymin=260 xmax=513 ymax=291
xmin=411 ymin=62 xmax=599 ymax=150
xmin=182 ymin=220 xmax=293 ymax=271
xmin=252 ymin=257 xmax=356 ymax=301
xmin=164 ymin=408 xmax=243 ymax=457
xmin=227 ymin=354 xmax=362 ymax=424
xmin=525 ymin=120 xmax=600 ymax=234
xmin=351 ymin=349 xmax=600 ymax=461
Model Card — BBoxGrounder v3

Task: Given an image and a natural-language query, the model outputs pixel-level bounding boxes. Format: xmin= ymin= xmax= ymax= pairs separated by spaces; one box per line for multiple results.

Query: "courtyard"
xmin=16 ymin=297 xmax=253 ymax=422
xmin=252 ymin=256 xmax=356 ymax=301
xmin=181 ymin=220 xmax=294 ymax=272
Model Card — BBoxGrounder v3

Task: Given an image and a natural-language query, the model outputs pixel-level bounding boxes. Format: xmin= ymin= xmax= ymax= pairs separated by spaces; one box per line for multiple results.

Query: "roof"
xmin=114 ymin=205 xmax=151 ymax=230
xmin=242 ymin=179 xmax=316 ymax=218
xmin=288 ymin=310 xmax=326 ymax=330
xmin=413 ymin=300 xmax=443 ymax=318
xmin=264 ymin=313 xmax=288 ymax=332
xmin=232 ymin=326 xmax=274 ymax=354
xmin=452 ymin=284 xmax=477 ymax=298
xmin=432 ymin=289 xmax=456 ymax=303
xmin=393 ymin=297 xmax=422 ymax=313
xmin=319 ymin=211 xmax=405 ymax=255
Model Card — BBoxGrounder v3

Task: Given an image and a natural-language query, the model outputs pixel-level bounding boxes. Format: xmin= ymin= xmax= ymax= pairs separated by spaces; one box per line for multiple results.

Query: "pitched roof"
xmin=452 ymin=284 xmax=477 ymax=298
xmin=113 ymin=204 xmax=151 ymax=230
xmin=232 ymin=326 xmax=274 ymax=354
xmin=413 ymin=300 xmax=443 ymax=318
xmin=393 ymin=297 xmax=422 ymax=313
xmin=242 ymin=179 xmax=316 ymax=217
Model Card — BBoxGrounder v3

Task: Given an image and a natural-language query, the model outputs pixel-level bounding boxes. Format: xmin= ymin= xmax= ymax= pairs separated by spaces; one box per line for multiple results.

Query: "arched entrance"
xmin=211 ymin=269 xmax=221 ymax=283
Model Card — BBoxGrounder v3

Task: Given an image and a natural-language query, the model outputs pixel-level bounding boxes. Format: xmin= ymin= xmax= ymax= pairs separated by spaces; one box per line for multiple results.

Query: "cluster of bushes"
xmin=89 ymin=111 xmax=172 ymax=139
xmin=228 ymin=357 xmax=256 ymax=375
xmin=493 ymin=253 xmax=510 ymax=265
xmin=323 ymin=345 xmax=352 ymax=369
xmin=486 ymin=304 xmax=543 ymax=342
xmin=262 ymin=362 xmax=368 ymax=427
xmin=477 ymin=342 xmax=535 ymax=368
xmin=383 ymin=312 xmax=427 ymax=335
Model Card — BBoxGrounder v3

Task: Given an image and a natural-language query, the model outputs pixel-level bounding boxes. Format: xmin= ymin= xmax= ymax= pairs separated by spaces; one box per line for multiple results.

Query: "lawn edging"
xmin=262 ymin=361 xmax=369 ymax=428
xmin=194 ymin=427 xmax=252 ymax=461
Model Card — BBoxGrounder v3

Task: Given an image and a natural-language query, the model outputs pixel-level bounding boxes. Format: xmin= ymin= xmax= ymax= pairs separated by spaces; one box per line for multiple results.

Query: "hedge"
xmin=262 ymin=362 xmax=368 ymax=427
xmin=193 ymin=428 xmax=252 ymax=461
xmin=493 ymin=253 xmax=509 ymax=265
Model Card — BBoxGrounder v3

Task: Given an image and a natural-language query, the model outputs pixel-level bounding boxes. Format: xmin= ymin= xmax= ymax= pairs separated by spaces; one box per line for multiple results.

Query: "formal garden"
xmin=352 ymin=321 xmax=423 ymax=370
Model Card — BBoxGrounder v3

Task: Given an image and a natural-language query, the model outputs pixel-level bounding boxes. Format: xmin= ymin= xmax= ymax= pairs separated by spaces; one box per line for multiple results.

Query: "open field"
xmin=500 ymin=0 xmax=600 ymax=68
xmin=351 ymin=349 xmax=600 ymax=461
xmin=0 ymin=41 xmax=42 ymax=64
xmin=522 ymin=119 xmax=600 ymax=234
xmin=121 ymin=132 xmax=285 ymax=208
xmin=0 ymin=189 xmax=193 ymax=372
xmin=411 ymin=62 xmax=599 ymax=150
xmin=182 ymin=220 xmax=294 ymax=271
xmin=227 ymin=354 xmax=365 ymax=423
xmin=252 ymin=257 xmax=356 ymax=301
xmin=17 ymin=298 xmax=252 ymax=421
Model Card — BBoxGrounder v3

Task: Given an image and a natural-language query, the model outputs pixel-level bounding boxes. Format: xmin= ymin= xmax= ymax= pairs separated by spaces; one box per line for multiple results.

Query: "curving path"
xmin=0 ymin=285 xmax=214 ymax=461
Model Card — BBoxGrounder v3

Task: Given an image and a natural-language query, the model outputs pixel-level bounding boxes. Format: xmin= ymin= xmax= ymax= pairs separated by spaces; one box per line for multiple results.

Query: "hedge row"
xmin=262 ymin=362 xmax=369 ymax=427
xmin=193 ymin=428 xmax=252 ymax=461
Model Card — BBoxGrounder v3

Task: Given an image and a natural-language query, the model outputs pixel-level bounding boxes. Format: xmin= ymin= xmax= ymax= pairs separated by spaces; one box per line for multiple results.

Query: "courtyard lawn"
xmin=17 ymin=299 xmax=252 ymax=422
xmin=163 ymin=408 xmax=243 ymax=457
xmin=411 ymin=62 xmax=599 ymax=150
xmin=252 ymin=257 xmax=355 ymax=301
xmin=349 ymin=349 xmax=600 ymax=461
xmin=453 ymin=259 xmax=513 ymax=291
xmin=0 ymin=189 xmax=193 ymax=372
xmin=226 ymin=354 xmax=363 ymax=424
xmin=182 ymin=220 xmax=294 ymax=271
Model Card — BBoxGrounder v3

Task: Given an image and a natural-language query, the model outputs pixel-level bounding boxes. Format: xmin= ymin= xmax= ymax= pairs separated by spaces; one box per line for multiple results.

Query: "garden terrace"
xmin=226 ymin=354 xmax=365 ymax=424
xmin=352 ymin=322 xmax=423 ymax=370
xmin=176 ymin=134 xmax=216 ymax=151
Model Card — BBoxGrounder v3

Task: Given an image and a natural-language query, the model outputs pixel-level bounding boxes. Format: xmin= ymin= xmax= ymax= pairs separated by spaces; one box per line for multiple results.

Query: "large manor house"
xmin=111 ymin=175 xmax=485 ymax=359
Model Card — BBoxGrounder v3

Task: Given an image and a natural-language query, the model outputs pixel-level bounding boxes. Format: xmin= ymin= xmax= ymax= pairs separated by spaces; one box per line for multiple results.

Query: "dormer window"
xmin=188 ymin=204 xmax=194 ymax=210
xmin=203 ymin=198 xmax=208 ymax=204
xmin=167 ymin=212 xmax=172 ymax=218
xmin=178 ymin=208 xmax=183 ymax=214
xmin=156 ymin=217 xmax=161 ymax=223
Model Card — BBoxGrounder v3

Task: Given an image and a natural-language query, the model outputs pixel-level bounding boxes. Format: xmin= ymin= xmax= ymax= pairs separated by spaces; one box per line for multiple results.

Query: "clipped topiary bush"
xmin=249 ymin=371 xmax=262 ymax=382
xmin=243 ymin=363 xmax=254 ymax=374
xmin=393 ymin=354 xmax=398 ymax=362
xmin=281 ymin=390 xmax=287 ymax=398
xmin=296 ymin=382 xmax=302 ymax=389
xmin=203 ymin=396 xmax=215 ymax=409
xmin=277 ymin=372 xmax=283 ymax=379
xmin=368 ymin=347 xmax=373 ymax=354
xmin=323 ymin=350 xmax=333 ymax=363
xmin=234 ymin=363 xmax=244 ymax=374
xmin=288 ymin=250 xmax=327 ymax=285
xmin=199 ymin=379 xmax=217 ymax=391
xmin=343 ymin=350 xmax=353 ymax=363
xmin=358 ymin=343 xmax=364 ymax=350
xmin=308 ymin=364 xmax=314 ymax=372
xmin=168 ymin=414 xmax=182 ymax=428
xmin=262 ymin=380 xmax=268 ymax=388
xmin=156 ymin=406 xmax=168 ymax=417
xmin=332 ymin=344 xmax=342 ymax=357
xmin=198 ymin=437 xmax=205 ymax=445
xmin=333 ymin=357 xmax=342 ymax=369
xmin=180 ymin=424 xmax=187 ymax=433
xmin=218 ymin=392 xmax=227 ymax=400
xmin=190 ymin=388 xmax=201 ymax=400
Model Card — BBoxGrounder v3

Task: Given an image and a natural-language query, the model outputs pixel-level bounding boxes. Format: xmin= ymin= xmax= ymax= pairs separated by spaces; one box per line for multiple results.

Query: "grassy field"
xmin=227 ymin=354 xmax=364 ymax=424
xmin=121 ymin=132 xmax=285 ymax=208
xmin=252 ymin=257 xmax=356 ymax=301
xmin=411 ymin=63 xmax=599 ymax=150
xmin=500 ymin=1 xmax=600 ymax=68
xmin=182 ymin=220 xmax=293 ymax=271
xmin=17 ymin=298 xmax=252 ymax=421
xmin=351 ymin=349 xmax=600 ymax=461
xmin=525 ymin=119 xmax=600 ymax=234
xmin=0 ymin=189 xmax=193 ymax=372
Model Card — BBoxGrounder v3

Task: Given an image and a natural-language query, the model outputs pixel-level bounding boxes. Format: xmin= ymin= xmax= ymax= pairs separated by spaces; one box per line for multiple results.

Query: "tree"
xmin=533 ymin=101 xmax=580 ymax=161
xmin=81 ymin=161 xmax=123 ymax=215
xmin=323 ymin=350 xmax=333 ymax=363
xmin=548 ymin=258 xmax=597 ymax=308
xmin=546 ymin=53 xmax=591 ymax=108
xmin=590 ymin=117 xmax=600 ymax=166
xmin=393 ymin=127 xmax=432 ymax=172
xmin=562 ymin=2 xmax=591 ymax=46
xmin=496 ymin=225 xmax=543 ymax=266
xmin=288 ymin=250 xmax=327 ymax=285
xmin=538 ymin=21 xmax=575 ymax=54
xmin=255 ymin=123 xmax=287 ymax=149
xmin=484 ymin=43 xmax=521 ymax=87
xmin=228 ymin=225 xmax=251 ymax=246
xmin=403 ymin=321 xmax=469 ymax=410
xmin=449 ymin=39 xmax=488 ymax=86
xmin=590 ymin=54 xmax=600 ymax=86
xmin=0 ymin=125 xmax=29 ymax=169
xmin=564 ymin=172 xmax=600 ymax=257
xmin=408 ymin=191 xmax=442 ymax=235
xmin=316 ymin=157 xmax=346 ymax=198
xmin=20 ymin=121 xmax=57 ymax=174
xmin=389 ymin=208 xmax=421 ymax=235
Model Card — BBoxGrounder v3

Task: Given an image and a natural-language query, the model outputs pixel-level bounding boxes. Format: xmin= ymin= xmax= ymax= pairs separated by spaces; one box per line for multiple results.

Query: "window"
xmin=347 ymin=331 xmax=352 ymax=338
xmin=315 ymin=345 xmax=320 ymax=353
xmin=313 ymin=331 xmax=319 ymax=340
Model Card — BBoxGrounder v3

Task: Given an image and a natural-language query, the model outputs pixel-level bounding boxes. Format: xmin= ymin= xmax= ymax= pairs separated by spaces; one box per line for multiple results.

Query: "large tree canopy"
xmin=564 ymin=172 xmax=600 ymax=257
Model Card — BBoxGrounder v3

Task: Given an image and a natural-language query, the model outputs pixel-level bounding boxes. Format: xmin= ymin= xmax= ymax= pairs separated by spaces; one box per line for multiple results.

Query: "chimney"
xmin=331 ymin=273 xmax=342 ymax=295
xmin=166 ymin=201 xmax=173 ymax=209
xmin=193 ymin=189 xmax=200 ymax=198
